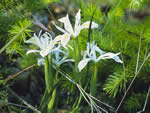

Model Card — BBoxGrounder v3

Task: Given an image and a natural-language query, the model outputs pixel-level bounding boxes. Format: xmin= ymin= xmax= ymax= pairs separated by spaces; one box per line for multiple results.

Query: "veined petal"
xmin=26 ymin=50 xmax=40 ymax=55
xmin=80 ymin=21 xmax=98 ymax=30
xmin=58 ymin=14 xmax=74 ymax=34
xmin=61 ymin=33 xmax=71 ymax=47
xmin=78 ymin=58 xmax=91 ymax=72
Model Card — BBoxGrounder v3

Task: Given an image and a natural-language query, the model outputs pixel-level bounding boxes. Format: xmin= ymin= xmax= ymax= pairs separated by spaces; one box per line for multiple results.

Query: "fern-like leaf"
xmin=103 ymin=72 xmax=127 ymax=97
xmin=6 ymin=19 xmax=32 ymax=56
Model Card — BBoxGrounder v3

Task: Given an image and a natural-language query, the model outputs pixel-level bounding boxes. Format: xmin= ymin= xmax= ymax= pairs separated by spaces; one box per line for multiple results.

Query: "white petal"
xmin=40 ymin=36 xmax=46 ymax=49
xmin=58 ymin=59 xmax=74 ymax=67
xmin=58 ymin=14 xmax=74 ymax=34
xmin=75 ymin=9 xmax=81 ymax=23
xmin=26 ymin=32 xmax=43 ymax=49
xmin=42 ymin=33 xmax=52 ymax=47
xmin=112 ymin=54 xmax=123 ymax=63
xmin=47 ymin=40 xmax=56 ymax=51
xmin=41 ymin=40 xmax=57 ymax=57
xmin=55 ymin=35 xmax=62 ymax=42
xmin=26 ymin=36 xmax=41 ymax=48
xmin=83 ymin=51 xmax=88 ymax=59
xmin=26 ymin=50 xmax=40 ymax=55
xmin=63 ymin=59 xmax=74 ymax=63
xmin=80 ymin=21 xmax=98 ymax=30
xmin=54 ymin=23 xmax=67 ymax=34
xmin=78 ymin=58 xmax=91 ymax=72
xmin=95 ymin=46 xmax=105 ymax=55
xmin=61 ymin=33 xmax=71 ymax=47
xmin=74 ymin=9 xmax=81 ymax=37
xmin=40 ymin=49 xmax=48 ymax=57
xmin=97 ymin=52 xmax=123 ymax=63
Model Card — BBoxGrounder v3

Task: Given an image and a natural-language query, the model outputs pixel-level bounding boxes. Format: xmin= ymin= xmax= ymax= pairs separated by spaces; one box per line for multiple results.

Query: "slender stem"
xmin=90 ymin=63 xmax=98 ymax=96
xmin=48 ymin=89 xmax=56 ymax=113
xmin=5 ymin=64 xmax=36 ymax=83
xmin=47 ymin=67 xmax=59 ymax=113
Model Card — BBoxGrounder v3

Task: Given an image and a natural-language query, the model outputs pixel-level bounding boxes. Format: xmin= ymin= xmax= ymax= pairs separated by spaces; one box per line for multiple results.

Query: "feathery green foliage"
xmin=6 ymin=19 xmax=32 ymax=56
xmin=103 ymin=72 xmax=128 ymax=97
xmin=81 ymin=3 xmax=102 ymax=23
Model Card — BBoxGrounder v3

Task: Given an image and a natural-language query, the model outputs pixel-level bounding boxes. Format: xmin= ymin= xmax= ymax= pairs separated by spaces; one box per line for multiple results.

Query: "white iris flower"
xmin=26 ymin=31 xmax=60 ymax=57
xmin=55 ymin=9 xmax=98 ymax=47
xmin=38 ymin=49 xmax=74 ymax=67
xmin=78 ymin=42 xmax=123 ymax=72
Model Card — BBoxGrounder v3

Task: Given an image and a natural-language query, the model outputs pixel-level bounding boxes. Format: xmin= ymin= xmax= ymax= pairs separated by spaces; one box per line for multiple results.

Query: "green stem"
xmin=47 ymin=67 xmax=59 ymax=113
xmin=48 ymin=89 xmax=56 ymax=113
xmin=90 ymin=63 xmax=98 ymax=96
xmin=45 ymin=55 xmax=53 ymax=92
xmin=73 ymin=38 xmax=81 ymax=72
xmin=72 ymin=37 xmax=86 ymax=113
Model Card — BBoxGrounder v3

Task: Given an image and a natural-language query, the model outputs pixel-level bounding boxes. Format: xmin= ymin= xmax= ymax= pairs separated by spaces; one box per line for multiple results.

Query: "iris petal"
xmin=61 ymin=33 xmax=71 ymax=47
xmin=26 ymin=50 xmax=41 ymax=55
xmin=78 ymin=58 xmax=91 ymax=72
xmin=74 ymin=9 xmax=81 ymax=37
xmin=80 ymin=21 xmax=98 ymax=30
xmin=58 ymin=14 xmax=74 ymax=34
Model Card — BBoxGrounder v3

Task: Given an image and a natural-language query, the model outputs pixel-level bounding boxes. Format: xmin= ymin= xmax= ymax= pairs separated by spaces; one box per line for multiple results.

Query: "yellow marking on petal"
xmin=40 ymin=49 xmax=48 ymax=57
xmin=64 ymin=33 xmax=70 ymax=38
xmin=55 ymin=35 xmax=61 ymax=41
xmin=83 ymin=23 xmax=90 ymax=27
xmin=30 ymin=38 xmax=36 ymax=41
